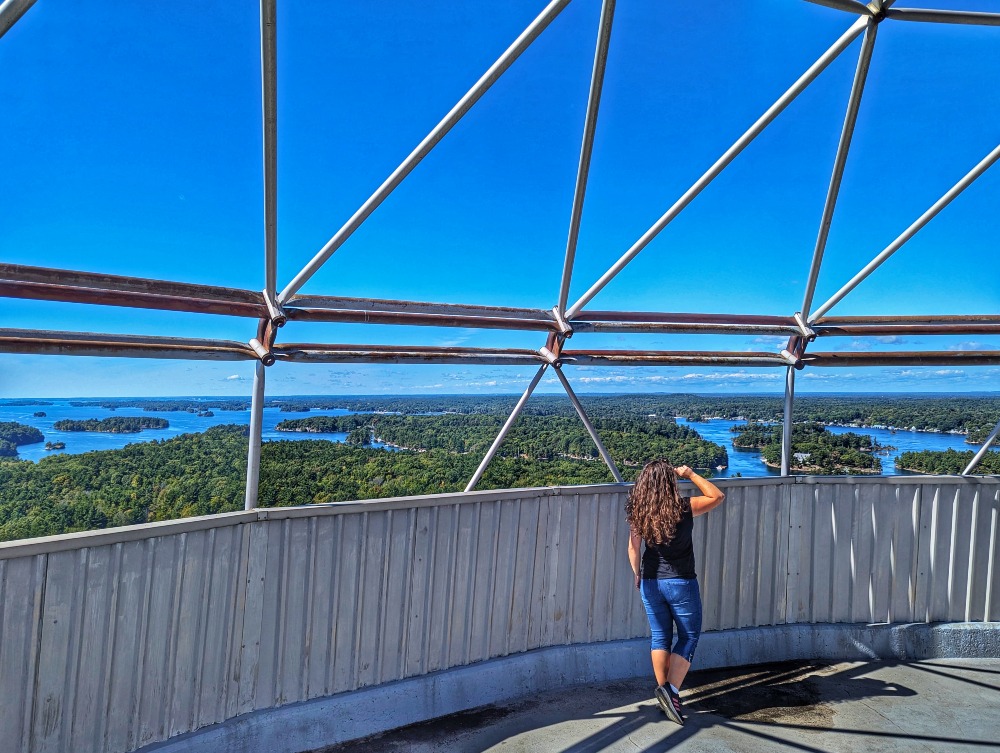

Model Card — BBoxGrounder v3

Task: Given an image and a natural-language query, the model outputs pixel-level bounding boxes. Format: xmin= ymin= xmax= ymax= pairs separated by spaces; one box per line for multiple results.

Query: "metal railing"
xmin=0 ymin=476 xmax=997 ymax=753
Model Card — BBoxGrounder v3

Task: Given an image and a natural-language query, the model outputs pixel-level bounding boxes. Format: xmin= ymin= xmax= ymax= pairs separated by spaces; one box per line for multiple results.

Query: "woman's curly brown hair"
xmin=625 ymin=459 xmax=688 ymax=544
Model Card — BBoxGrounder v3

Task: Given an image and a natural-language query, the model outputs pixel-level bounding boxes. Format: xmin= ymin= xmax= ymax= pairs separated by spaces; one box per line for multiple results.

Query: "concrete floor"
xmin=318 ymin=659 xmax=1000 ymax=753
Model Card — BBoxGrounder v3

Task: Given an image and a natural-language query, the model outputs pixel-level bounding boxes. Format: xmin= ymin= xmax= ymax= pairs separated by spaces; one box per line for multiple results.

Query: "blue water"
xmin=0 ymin=401 xmax=397 ymax=462
xmin=676 ymin=418 xmax=975 ymax=476
xmin=1 ymin=401 xmax=978 ymax=475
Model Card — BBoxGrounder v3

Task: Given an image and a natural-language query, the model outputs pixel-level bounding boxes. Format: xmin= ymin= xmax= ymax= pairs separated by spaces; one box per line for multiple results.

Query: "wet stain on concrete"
xmin=686 ymin=662 xmax=834 ymax=726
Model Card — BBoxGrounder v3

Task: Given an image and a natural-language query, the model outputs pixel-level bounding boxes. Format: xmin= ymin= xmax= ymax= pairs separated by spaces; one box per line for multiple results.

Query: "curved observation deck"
xmin=0 ymin=474 xmax=998 ymax=753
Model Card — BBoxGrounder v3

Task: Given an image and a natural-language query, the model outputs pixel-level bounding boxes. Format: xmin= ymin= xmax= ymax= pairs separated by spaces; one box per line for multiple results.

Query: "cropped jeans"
xmin=639 ymin=577 xmax=702 ymax=662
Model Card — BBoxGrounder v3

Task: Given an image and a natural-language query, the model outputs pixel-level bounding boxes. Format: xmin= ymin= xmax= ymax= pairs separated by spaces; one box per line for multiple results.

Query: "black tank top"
xmin=640 ymin=505 xmax=696 ymax=579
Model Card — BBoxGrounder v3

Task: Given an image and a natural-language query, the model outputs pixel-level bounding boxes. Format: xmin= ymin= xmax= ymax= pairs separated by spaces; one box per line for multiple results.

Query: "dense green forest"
xmin=731 ymin=422 xmax=883 ymax=474
xmin=0 ymin=422 xmax=45 ymax=457
xmin=896 ymin=449 xmax=1000 ymax=474
xmin=276 ymin=414 xmax=728 ymax=470
xmin=53 ymin=417 xmax=170 ymax=433
xmin=0 ymin=426 xmax=615 ymax=542
xmin=68 ymin=399 xmax=248 ymax=412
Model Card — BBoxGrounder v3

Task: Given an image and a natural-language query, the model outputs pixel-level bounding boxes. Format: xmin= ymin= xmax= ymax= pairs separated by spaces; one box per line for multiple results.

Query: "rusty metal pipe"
xmin=0 ymin=280 xmax=267 ymax=318
xmin=0 ymin=329 xmax=257 ymax=361
xmin=0 ymin=263 xmax=262 ymax=304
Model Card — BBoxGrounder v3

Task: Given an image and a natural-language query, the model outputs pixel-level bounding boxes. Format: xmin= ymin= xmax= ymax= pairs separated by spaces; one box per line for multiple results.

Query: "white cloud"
xmin=225 ymin=374 xmax=243 ymax=381
xmin=933 ymin=369 xmax=964 ymax=376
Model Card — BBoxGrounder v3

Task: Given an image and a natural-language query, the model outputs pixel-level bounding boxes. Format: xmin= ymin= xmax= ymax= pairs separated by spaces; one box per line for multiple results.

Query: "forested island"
xmin=731 ymin=422 xmax=884 ymax=474
xmin=53 ymin=417 xmax=169 ymax=433
xmin=276 ymin=413 xmax=729 ymax=470
xmin=0 ymin=422 xmax=45 ymax=457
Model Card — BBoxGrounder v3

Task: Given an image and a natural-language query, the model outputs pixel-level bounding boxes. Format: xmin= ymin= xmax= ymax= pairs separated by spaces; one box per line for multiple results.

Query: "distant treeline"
xmin=0 ymin=400 xmax=53 ymax=406
xmin=53 ymin=417 xmax=169 ymax=433
xmin=56 ymin=394 xmax=1000 ymax=439
xmin=0 ymin=426 xmax=615 ymax=542
xmin=896 ymin=449 xmax=1000 ymax=475
xmin=69 ymin=399 xmax=248 ymax=412
xmin=731 ymin=422 xmax=883 ymax=474
xmin=275 ymin=413 xmax=729 ymax=470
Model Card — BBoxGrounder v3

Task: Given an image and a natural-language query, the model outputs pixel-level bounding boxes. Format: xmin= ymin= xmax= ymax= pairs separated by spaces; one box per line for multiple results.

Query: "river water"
xmin=1 ymin=400 xmax=977 ymax=475
xmin=675 ymin=418 xmax=974 ymax=477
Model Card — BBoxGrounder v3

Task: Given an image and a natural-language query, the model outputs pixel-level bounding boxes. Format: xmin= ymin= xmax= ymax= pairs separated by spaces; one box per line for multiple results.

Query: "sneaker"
xmin=655 ymin=685 xmax=685 ymax=725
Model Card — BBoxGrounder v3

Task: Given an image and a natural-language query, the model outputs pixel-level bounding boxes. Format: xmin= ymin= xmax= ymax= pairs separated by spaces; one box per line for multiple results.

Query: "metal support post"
xmin=0 ymin=0 xmax=37 ymax=40
xmin=962 ymin=418 xmax=1000 ymax=475
xmin=557 ymin=0 xmax=615 ymax=315
xmin=554 ymin=366 xmax=624 ymax=482
xmin=245 ymin=360 xmax=266 ymax=510
xmin=781 ymin=366 xmax=796 ymax=476
xmin=801 ymin=17 xmax=879 ymax=318
xmin=810 ymin=141 xmax=1000 ymax=322
xmin=260 ymin=0 xmax=278 ymax=298
xmin=564 ymin=16 xmax=868 ymax=320
xmin=465 ymin=364 xmax=548 ymax=492
xmin=278 ymin=0 xmax=571 ymax=304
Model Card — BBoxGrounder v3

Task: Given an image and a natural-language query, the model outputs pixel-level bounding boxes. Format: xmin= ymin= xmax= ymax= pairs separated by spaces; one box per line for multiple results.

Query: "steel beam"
xmin=274 ymin=343 xmax=544 ymax=366
xmin=0 ymin=263 xmax=262 ymax=304
xmin=0 ymin=279 xmax=268 ymax=319
xmin=803 ymin=351 xmax=1000 ymax=366
xmin=802 ymin=17 xmax=879 ymax=318
xmin=0 ymin=329 xmax=257 ymax=361
xmin=560 ymin=350 xmax=789 ymax=367
xmin=554 ymin=366 xmax=624 ymax=482
xmin=245 ymin=361 xmax=266 ymax=509
xmin=278 ymin=0 xmax=572 ymax=304
xmin=557 ymin=0 xmax=615 ymax=316
xmin=810 ymin=141 xmax=1000 ymax=322
xmin=465 ymin=364 xmax=548 ymax=492
xmin=0 ymin=0 xmax=36 ymax=40
xmin=260 ymin=0 xmax=278 ymax=297
xmin=962 ymin=419 xmax=1000 ymax=476
xmin=564 ymin=16 xmax=869 ymax=320
xmin=884 ymin=8 xmax=1000 ymax=26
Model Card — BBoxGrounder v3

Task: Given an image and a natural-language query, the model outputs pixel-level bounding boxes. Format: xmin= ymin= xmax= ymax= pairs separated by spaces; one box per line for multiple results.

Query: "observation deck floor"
xmin=319 ymin=659 xmax=1000 ymax=753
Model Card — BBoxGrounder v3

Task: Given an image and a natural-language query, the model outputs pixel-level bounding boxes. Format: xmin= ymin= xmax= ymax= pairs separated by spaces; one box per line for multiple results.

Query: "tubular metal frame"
xmin=3 ymin=1 xmax=1000 ymax=504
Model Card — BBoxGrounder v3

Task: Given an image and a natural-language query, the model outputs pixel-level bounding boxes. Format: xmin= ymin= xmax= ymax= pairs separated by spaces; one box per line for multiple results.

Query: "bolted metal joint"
xmin=550 ymin=306 xmax=573 ymax=337
xmin=262 ymin=289 xmax=287 ymax=328
xmin=793 ymin=312 xmax=817 ymax=340
xmin=867 ymin=3 xmax=887 ymax=23
xmin=249 ymin=337 xmax=276 ymax=366
xmin=780 ymin=348 xmax=805 ymax=369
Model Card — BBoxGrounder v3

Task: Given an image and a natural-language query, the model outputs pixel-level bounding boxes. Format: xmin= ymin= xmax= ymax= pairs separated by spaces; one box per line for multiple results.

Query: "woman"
xmin=627 ymin=459 xmax=725 ymax=725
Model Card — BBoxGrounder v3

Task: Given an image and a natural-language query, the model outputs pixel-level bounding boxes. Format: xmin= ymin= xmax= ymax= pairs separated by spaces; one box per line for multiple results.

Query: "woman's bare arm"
xmin=628 ymin=528 xmax=642 ymax=589
xmin=675 ymin=465 xmax=725 ymax=516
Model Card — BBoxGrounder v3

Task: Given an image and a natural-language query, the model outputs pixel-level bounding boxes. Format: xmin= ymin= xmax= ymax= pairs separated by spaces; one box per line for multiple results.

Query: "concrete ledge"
xmin=138 ymin=621 xmax=1000 ymax=753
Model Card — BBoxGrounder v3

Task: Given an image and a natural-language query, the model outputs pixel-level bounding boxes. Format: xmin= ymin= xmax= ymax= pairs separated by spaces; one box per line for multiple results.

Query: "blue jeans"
xmin=639 ymin=577 xmax=702 ymax=662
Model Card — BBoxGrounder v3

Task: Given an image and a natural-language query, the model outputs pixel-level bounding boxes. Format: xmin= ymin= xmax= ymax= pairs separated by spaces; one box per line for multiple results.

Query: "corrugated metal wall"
xmin=0 ymin=478 xmax=997 ymax=753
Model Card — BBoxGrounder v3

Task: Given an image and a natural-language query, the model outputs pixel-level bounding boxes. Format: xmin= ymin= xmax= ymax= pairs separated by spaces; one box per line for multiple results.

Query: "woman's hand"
xmin=674 ymin=465 xmax=693 ymax=479
xmin=634 ymin=573 xmax=641 ymax=590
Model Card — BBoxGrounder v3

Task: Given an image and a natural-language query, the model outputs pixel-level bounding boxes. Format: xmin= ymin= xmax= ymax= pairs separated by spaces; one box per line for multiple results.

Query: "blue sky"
xmin=2 ymin=0 xmax=998 ymax=397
